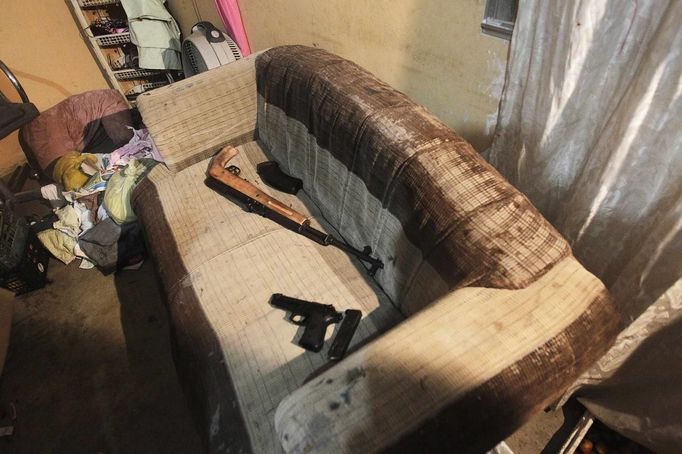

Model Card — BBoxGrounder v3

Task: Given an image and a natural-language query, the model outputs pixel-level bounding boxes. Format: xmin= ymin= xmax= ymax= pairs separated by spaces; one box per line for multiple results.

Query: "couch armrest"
xmin=274 ymin=257 xmax=619 ymax=454
xmin=136 ymin=52 xmax=263 ymax=173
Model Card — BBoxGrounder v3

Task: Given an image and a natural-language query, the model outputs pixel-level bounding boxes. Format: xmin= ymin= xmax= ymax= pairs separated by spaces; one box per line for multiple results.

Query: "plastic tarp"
xmin=486 ymin=1 xmax=682 ymax=451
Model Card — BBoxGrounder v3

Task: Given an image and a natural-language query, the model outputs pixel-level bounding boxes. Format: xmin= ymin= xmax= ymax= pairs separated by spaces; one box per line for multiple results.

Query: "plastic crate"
xmin=113 ymin=68 xmax=160 ymax=80
xmin=78 ymin=0 xmax=120 ymax=7
xmin=94 ymin=32 xmax=130 ymax=47
xmin=0 ymin=230 xmax=49 ymax=295
xmin=0 ymin=210 xmax=28 ymax=275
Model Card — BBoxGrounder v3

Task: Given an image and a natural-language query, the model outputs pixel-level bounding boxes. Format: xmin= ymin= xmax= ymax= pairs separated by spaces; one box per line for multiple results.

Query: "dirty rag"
xmin=40 ymin=184 xmax=60 ymax=201
xmin=37 ymin=229 xmax=76 ymax=264
xmin=78 ymin=218 xmax=145 ymax=274
xmin=53 ymin=152 xmax=98 ymax=191
xmin=53 ymin=205 xmax=81 ymax=238
xmin=74 ymin=201 xmax=94 ymax=233
xmin=40 ymin=184 xmax=67 ymax=209
xmin=103 ymin=159 xmax=156 ymax=224
xmin=109 ymin=128 xmax=164 ymax=168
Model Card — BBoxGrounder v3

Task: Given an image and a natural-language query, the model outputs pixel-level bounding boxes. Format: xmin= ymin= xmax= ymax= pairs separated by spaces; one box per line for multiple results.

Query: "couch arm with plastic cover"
xmin=274 ymin=256 xmax=620 ymax=454
xmin=136 ymin=51 xmax=262 ymax=174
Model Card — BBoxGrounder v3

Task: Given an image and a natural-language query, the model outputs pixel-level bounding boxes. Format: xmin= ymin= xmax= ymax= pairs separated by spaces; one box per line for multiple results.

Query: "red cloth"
xmin=21 ymin=89 xmax=133 ymax=171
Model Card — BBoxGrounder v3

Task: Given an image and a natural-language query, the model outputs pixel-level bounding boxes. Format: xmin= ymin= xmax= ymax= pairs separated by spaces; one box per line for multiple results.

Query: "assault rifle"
xmin=206 ymin=146 xmax=384 ymax=275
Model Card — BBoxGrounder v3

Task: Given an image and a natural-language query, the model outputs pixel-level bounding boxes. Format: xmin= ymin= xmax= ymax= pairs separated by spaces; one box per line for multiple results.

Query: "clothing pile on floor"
xmin=35 ymin=128 xmax=163 ymax=273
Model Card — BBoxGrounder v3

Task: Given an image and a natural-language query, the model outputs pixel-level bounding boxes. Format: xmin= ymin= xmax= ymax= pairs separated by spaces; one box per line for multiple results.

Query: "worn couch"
xmin=132 ymin=46 xmax=620 ymax=453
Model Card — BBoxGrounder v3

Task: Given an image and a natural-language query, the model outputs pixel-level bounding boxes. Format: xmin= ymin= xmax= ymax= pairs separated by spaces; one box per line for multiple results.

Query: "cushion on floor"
xmin=20 ymin=89 xmax=133 ymax=172
xmin=132 ymin=140 xmax=403 ymax=453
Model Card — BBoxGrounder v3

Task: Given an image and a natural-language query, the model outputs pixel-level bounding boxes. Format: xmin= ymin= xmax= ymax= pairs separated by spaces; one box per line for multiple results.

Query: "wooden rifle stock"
xmin=207 ymin=146 xmax=308 ymax=226
xmin=207 ymin=146 xmax=384 ymax=276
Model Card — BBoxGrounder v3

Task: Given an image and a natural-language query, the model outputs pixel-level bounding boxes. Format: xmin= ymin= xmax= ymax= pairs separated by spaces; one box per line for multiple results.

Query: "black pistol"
xmin=269 ymin=293 xmax=342 ymax=352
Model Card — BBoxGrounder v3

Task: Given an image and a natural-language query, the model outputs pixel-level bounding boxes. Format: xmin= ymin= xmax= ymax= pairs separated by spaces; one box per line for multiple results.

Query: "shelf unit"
xmin=66 ymin=0 xmax=174 ymax=105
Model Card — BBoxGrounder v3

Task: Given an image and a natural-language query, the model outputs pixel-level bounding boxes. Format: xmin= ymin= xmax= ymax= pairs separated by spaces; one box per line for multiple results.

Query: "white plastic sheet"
xmin=486 ymin=1 xmax=682 ymax=451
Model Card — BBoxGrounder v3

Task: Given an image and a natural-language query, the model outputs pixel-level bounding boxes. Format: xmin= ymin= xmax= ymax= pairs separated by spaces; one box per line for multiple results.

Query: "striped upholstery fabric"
xmin=133 ymin=142 xmax=403 ymax=453
xmin=276 ymin=256 xmax=617 ymax=453
xmin=133 ymin=45 xmax=620 ymax=453
xmin=256 ymin=47 xmax=570 ymax=313
xmin=136 ymin=53 xmax=259 ymax=173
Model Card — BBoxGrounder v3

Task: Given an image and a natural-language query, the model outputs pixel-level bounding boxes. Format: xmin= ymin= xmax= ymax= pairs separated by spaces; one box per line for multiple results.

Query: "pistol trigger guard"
xmin=289 ymin=313 xmax=306 ymax=325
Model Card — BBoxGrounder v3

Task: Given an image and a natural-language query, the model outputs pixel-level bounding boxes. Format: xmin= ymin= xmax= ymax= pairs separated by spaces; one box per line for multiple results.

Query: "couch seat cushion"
xmin=133 ymin=140 xmax=403 ymax=452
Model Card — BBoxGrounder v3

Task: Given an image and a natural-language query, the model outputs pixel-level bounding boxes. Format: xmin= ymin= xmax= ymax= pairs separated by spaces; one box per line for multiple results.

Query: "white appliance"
xmin=181 ymin=21 xmax=242 ymax=77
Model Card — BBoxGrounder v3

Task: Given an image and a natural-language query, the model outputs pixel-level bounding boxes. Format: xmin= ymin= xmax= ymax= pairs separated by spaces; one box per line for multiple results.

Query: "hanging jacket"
xmin=120 ymin=0 xmax=182 ymax=70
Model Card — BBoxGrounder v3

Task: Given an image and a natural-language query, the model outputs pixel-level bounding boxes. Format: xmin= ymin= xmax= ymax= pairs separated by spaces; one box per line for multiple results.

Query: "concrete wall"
xmin=0 ymin=0 xmax=109 ymax=175
xmin=248 ymin=0 xmax=510 ymax=151
xmin=167 ymin=0 xmax=508 ymax=151
xmin=1 ymin=0 xmax=507 ymax=176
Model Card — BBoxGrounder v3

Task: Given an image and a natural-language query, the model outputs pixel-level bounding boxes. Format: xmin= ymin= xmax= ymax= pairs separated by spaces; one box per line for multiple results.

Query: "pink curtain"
xmin=214 ymin=0 xmax=251 ymax=56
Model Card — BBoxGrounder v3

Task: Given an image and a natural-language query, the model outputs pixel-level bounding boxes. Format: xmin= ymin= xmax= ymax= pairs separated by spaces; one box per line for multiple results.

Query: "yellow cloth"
xmin=103 ymin=159 xmax=152 ymax=224
xmin=52 ymin=152 xmax=98 ymax=191
xmin=37 ymin=229 xmax=76 ymax=264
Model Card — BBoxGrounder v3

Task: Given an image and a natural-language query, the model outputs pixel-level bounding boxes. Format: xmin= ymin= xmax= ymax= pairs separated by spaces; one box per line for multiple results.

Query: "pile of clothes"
xmin=36 ymin=128 xmax=163 ymax=273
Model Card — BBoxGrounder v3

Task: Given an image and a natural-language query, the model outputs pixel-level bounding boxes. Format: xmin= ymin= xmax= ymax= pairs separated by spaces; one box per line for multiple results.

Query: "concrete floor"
xmin=1 ymin=260 xmax=203 ymax=453
xmin=0 ymin=256 xmax=572 ymax=453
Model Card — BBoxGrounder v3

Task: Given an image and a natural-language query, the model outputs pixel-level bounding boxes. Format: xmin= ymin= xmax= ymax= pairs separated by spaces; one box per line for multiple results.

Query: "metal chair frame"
xmin=0 ymin=60 xmax=30 ymax=104
xmin=0 ymin=60 xmax=45 ymax=207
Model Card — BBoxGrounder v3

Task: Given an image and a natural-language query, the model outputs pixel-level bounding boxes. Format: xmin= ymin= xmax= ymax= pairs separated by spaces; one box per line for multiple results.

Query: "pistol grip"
xmin=298 ymin=319 xmax=329 ymax=353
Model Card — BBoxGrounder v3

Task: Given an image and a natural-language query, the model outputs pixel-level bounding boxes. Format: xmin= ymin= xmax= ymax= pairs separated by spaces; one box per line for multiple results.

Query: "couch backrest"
xmin=256 ymin=46 xmax=570 ymax=314
xmin=136 ymin=54 xmax=259 ymax=173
